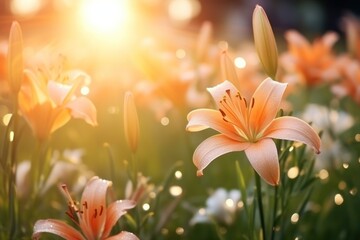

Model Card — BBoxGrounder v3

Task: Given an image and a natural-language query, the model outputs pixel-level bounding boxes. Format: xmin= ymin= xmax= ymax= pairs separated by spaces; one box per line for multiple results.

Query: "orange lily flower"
xmin=332 ymin=56 xmax=360 ymax=104
xmin=18 ymin=69 xmax=97 ymax=141
xmin=32 ymin=176 xmax=139 ymax=240
xmin=281 ymin=30 xmax=339 ymax=86
xmin=186 ymin=78 xmax=321 ymax=185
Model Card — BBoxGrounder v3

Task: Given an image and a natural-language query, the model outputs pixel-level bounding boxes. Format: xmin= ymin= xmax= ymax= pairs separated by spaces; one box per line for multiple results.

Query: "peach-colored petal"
xmin=32 ymin=219 xmax=85 ymax=240
xmin=50 ymin=108 xmax=71 ymax=134
xmin=244 ymin=139 xmax=279 ymax=186
xmin=207 ymin=80 xmax=238 ymax=108
xmin=186 ymin=109 xmax=242 ymax=141
xmin=47 ymin=80 xmax=72 ymax=106
xmin=263 ymin=116 xmax=321 ymax=153
xmin=106 ymin=231 xmax=140 ymax=240
xmin=66 ymin=96 xmax=98 ymax=126
xmin=322 ymin=32 xmax=339 ymax=48
xmin=23 ymin=69 xmax=48 ymax=105
xmin=249 ymin=78 xmax=287 ymax=133
xmin=193 ymin=134 xmax=250 ymax=176
xmin=285 ymin=30 xmax=310 ymax=48
xmin=103 ymin=200 xmax=137 ymax=238
xmin=80 ymin=177 xmax=111 ymax=239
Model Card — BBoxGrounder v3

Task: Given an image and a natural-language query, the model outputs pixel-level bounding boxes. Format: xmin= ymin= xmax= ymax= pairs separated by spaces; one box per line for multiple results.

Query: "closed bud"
xmin=220 ymin=51 xmax=240 ymax=90
xmin=7 ymin=21 xmax=24 ymax=94
xmin=124 ymin=91 xmax=140 ymax=153
xmin=252 ymin=5 xmax=278 ymax=79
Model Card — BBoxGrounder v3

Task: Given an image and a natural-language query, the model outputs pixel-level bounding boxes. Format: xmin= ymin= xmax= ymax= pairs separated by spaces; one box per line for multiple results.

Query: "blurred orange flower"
xmin=186 ymin=78 xmax=321 ymax=185
xmin=18 ymin=69 xmax=97 ymax=141
xmin=342 ymin=14 xmax=360 ymax=60
xmin=281 ymin=30 xmax=339 ymax=87
xmin=332 ymin=56 xmax=360 ymax=104
xmin=32 ymin=176 xmax=139 ymax=240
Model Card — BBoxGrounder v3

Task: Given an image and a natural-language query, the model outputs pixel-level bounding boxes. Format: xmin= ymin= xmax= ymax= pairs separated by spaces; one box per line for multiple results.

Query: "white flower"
xmin=301 ymin=104 xmax=354 ymax=169
xmin=190 ymin=188 xmax=241 ymax=225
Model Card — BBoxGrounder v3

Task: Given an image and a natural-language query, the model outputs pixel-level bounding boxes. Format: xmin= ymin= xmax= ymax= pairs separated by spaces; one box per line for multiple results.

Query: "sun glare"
xmin=11 ymin=0 xmax=42 ymax=16
xmin=80 ymin=0 xmax=130 ymax=35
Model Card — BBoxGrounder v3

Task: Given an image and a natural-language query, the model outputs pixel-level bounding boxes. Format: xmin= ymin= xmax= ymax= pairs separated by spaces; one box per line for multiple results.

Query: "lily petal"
xmin=193 ymin=134 xmax=250 ymax=176
xmin=249 ymin=77 xmax=287 ymax=133
xmin=103 ymin=200 xmax=137 ymax=238
xmin=106 ymin=231 xmax=140 ymax=240
xmin=80 ymin=177 xmax=111 ymax=239
xmin=50 ymin=108 xmax=72 ymax=134
xmin=263 ymin=116 xmax=321 ymax=153
xmin=244 ymin=139 xmax=279 ymax=186
xmin=47 ymin=80 xmax=72 ymax=106
xmin=66 ymin=96 xmax=98 ymax=126
xmin=32 ymin=219 xmax=85 ymax=240
xmin=207 ymin=80 xmax=238 ymax=108
xmin=186 ymin=109 xmax=242 ymax=141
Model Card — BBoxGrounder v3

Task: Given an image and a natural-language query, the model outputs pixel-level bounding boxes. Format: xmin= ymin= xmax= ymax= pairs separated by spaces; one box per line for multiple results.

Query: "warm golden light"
xmin=168 ymin=0 xmax=201 ymax=23
xmin=234 ymin=57 xmax=246 ymax=69
xmin=80 ymin=0 xmax=131 ymax=35
xmin=169 ymin=185 xmax=183 ymax=196
xmin=334 ymin=193 xmax=344 ymax=205
xmin=142 ymin=203 xmax=150 ymax=211
xmin=2 ymin=113 xmax=12 ymax=126
xmin=287 ymin=166 xmax=299 ymax=179
xmin=318 ymin=169 xmax=329 ymax=180
xmin=161 ymin=117 xmax=170 ymax=126
xmin=11 ymin=0 xmax=42 ymax=16
xmin=291 ymin=213 xmax=299 ymax=223
xmin=175 ymin=170 xmax=182 ymax=179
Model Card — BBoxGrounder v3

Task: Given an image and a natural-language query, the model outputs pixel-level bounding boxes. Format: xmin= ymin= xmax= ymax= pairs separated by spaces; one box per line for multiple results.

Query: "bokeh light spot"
xmin=291 ymin=213 xmax=299 ymax=224
xmin=234 ymin=57 xmax=246 ymax=69
xmin=287 ymin=166 xmax=299 ymax=179
xmin=11 ymin=0 xmax=42 ymax=16
xmin=334 ymin=193 xmax=344 ymax=205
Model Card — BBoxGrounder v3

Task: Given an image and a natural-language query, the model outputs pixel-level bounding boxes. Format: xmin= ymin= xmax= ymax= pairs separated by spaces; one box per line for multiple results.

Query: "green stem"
xmin=9 ymin=98 xmax=19 ymax=240
xmin=271 ymin=185 xmax=278 ymax=240
xmin=104 ymin=143 xmax=117 ymax=184
xmin=131 ymin=152 xmax=138 ymax=187
xmin=255 ymin=172 xmax=266 ymax=240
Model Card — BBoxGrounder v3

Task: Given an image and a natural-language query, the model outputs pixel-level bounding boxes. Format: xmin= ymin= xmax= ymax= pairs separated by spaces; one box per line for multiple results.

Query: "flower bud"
xmin=7 ymin=21 xmax=24 ymax=94
xmin=220 ymin=51 xmax=240 ymax=90
xmin=124 ymin=91 xmax=140 ymax=153
xmin=252 ymin=5 xmax=278 ymax=79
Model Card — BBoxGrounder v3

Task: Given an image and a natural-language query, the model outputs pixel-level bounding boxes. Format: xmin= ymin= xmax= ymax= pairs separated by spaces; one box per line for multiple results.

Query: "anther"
xmin=83 ymin=201 xmax=88 ymax=209
xmin=251 ymin=98 xmax=255 ymax=108
xmin=236 ymin=92 xmax=242 ymax=100
xmin=225 ymin=89 xmax=231 ymax=96
xmin=94 ymin=209 xmax=98 ymax=218
xmin=219 ymin=109 xmax=226 ymax=117
xmin=99 ymin=206 xmax=104 ymax=216
xmin=243 ymin=98 xmax=248 ymax=108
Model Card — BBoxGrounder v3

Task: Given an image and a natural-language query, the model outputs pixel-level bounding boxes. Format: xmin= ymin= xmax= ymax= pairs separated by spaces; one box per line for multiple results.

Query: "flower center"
xmin=219 ymin=89 xmax=257 ymax=142
xmin=61 ymin=184 xmax=104 ymax=226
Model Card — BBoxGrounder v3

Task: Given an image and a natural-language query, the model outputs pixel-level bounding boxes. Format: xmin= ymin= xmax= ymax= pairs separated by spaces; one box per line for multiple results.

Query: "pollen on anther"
xmin=236 ymin=92 xmax=242 ymax=100
xmin=225 ymin=89 xmax=231 ymax=96
xmin=219 ymin=109 xmax=226 ymax=117
xmin=99 ymin=206 xmax=104 ymax=216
